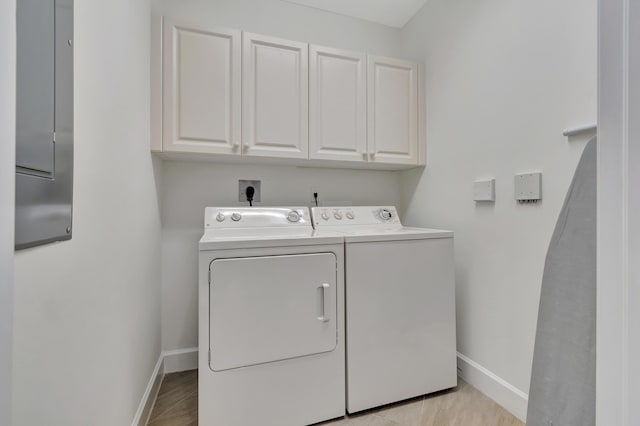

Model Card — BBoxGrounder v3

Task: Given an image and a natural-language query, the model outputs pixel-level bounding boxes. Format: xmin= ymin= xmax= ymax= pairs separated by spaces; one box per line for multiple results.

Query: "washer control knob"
xmin=231 ymin=212 xmax=242 ymax=222
xmin=321 ymin=212 xmax=330 ymax=221
xmin=287 ymin=210 xmax=301 ymax=223
xmin=378 ymin=209 xmax=393 ymax=221
xmin=216 ymin=213 xmax=226 ymax=222
xmin=346 ymin=211 xmax=355 ymax=220
xmin=334 ymin=212 xmax=343 ymax=220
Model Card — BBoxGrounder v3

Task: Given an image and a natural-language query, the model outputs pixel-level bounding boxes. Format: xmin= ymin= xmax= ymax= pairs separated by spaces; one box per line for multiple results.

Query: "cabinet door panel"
xmin=243 ymin=33 xmax=308 ymax=159
xmin=310 ymin=46 xmax=366 ymax=162
xmin=163 ymin=19 xmax=241 ymax=154
xmin=367 ymin=55 xmax=418 ymax=165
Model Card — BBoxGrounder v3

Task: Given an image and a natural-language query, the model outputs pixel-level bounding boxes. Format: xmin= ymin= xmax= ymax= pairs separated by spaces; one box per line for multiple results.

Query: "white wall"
xmin=400 ymin=0 xmax=596 ymax=419
xmin=0 ymin=0 xmax=16 ymax=424
xmin=12 ymin=0 xmax=163 ymax=425
xmin=154 ymin=0 xmax=405 ymax=356
xmin=153 ymin=0 xmax=401 ymax=57
xmin=162 ymin=161 xmax=402 ymax=352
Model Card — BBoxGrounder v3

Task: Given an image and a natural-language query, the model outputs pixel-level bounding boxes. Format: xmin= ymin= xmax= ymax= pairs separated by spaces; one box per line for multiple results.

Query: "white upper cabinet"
xmin=309 ymin=45 xmax=367 ymax=162
xmin=367 ymin=55 xmax=418 ymax=165
xmin=242 ymin=33 xmax=309 ymax=159
xmin=154 ymin=17 xmax=424 ymax=169
xmin=162 ymin=18 xmax=241 ymax=154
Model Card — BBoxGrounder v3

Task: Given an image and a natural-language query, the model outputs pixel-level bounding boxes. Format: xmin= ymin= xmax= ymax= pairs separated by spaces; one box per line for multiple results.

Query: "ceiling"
xmin=281 ymin=0 xmax=428 ymax=28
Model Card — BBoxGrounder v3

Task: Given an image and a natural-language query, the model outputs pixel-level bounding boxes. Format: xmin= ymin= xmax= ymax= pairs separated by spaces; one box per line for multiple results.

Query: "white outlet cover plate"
xmin=473 ymin=179 xmax=495 ymax=202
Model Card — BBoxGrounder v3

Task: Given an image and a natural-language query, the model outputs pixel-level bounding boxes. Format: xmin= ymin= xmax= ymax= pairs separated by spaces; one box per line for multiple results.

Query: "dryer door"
xmin=209 ymin=252 xmax=337 ymax=371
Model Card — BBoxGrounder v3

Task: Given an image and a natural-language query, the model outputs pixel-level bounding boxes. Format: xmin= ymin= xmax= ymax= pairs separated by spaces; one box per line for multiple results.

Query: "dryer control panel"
xmin=205 ymin=207 xmax=311 ymax=229
xmin=311 ymin=206 xmax=401 ymax=227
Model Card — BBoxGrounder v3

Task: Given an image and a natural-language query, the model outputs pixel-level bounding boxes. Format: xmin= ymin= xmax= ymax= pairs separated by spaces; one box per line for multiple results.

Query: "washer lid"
xmin=328 ymin=225 xmax=453 ymax=243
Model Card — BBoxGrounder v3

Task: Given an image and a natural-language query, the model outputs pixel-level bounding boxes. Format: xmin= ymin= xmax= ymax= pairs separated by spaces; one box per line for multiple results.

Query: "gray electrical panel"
xmin=15 ymin=0 xmax=73 ymax=249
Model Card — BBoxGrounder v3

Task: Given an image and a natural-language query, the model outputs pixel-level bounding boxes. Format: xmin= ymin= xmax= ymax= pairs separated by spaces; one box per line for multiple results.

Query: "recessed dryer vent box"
xmin=515 ymin=172 xmax=542 ymax=203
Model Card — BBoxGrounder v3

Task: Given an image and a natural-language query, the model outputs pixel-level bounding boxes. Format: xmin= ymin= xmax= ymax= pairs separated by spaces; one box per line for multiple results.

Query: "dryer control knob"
xmin=216 ymin=213 xmax=226 ymax=222
xmin=346 ymin=212 xmax=355 ymax=220
xmin=287 ymin=210 xmax=301 ymax=223
xmin=334 ymin=212 xmax=343 ymax=220
xmin=321 ymin=212 xmax=330 ymax=221
xmin=231 ymin=212 xmax=242 ymax=222
xmin=378 ymin=209 xmax=393 ymax=221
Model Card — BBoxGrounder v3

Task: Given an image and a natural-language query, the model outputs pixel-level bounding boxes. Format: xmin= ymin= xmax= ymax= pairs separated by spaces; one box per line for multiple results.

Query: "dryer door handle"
xmin=317 ymin=283 xmax=331 ymax=323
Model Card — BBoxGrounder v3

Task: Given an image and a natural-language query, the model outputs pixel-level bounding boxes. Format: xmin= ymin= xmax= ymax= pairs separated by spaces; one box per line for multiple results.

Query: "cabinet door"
xmin=243 ymin=32 xmax=308 ymax=159
xmin=309 ymin=46 xmax=367 ymax=162
xmin=367 ymin=55 xmax=418 ymax=165
xmin=163 ymin=19 xmax=241 ymax=154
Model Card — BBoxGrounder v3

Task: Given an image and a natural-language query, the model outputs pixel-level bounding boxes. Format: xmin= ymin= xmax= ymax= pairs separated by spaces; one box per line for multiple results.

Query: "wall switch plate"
xmin=473 ymin=179 xmax=495 ymax=202
xmin=514 ymin=172 xmax=542 ymax=203
xmin=239 ymin=180 xmax=261 ymax=202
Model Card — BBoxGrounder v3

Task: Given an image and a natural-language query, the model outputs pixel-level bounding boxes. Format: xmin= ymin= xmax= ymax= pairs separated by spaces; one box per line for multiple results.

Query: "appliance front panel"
xmin=209 ymin=252 xmax=337 ymax=371
xmin=345 ymin=238 xmax=457 ymax=412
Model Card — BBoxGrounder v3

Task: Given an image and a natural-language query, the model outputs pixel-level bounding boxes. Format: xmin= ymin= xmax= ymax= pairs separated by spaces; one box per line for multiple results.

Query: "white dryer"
xmin=199 ymin=207 xmax=345 ymax=426
xmin=311 ymin=206 xmax=457 ymax=413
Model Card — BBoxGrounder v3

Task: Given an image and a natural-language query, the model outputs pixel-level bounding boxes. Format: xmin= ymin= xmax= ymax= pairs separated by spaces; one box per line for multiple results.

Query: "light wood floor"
xmin=147 ymin=370 xmax=197 ymax=426
xmin=147 ymin=370 xmax=523 ymax=426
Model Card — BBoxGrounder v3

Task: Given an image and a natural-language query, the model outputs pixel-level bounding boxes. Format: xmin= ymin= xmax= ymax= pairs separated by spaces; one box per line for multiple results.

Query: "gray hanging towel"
xmin=526 ymin=137 xmax=596 ymax=426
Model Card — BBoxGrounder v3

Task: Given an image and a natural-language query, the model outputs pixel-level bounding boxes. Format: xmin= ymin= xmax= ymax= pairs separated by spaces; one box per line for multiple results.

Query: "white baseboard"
xmin=163 ymin=347 xmax=198 ymax=374
xmin=131 ymin=355 xmax=164 ymax=426
xmin=456 ymin=352 xmax=528 ymax=422
xmin=130 ymin=348 xmax=197 ymax=426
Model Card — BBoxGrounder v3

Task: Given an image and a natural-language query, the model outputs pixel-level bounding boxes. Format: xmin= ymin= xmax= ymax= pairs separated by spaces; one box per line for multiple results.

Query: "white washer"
xmin=199 ymin=207 xmax=345 ymax=426
xmin=311 ymin=206 xmax=457 ymax=413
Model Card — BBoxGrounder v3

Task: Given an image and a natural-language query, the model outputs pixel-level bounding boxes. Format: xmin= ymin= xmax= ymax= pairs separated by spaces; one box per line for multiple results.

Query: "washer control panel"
xmin=311 ymin=206 xmax=401 ymax=226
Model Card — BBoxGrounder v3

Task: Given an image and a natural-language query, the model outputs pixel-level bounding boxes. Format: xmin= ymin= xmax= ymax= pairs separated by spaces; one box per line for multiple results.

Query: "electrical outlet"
xmin=239 ymin=180 xmax=261 ymax=202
